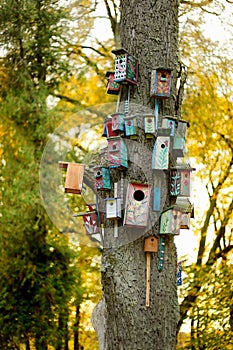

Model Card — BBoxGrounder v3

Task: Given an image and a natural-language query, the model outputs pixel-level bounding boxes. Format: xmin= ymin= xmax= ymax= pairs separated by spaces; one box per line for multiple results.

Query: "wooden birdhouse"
xmin=172 ymin=136 xmax=186 ymax=158
xmin=59 ymin=162 xmax=85 ymax=194
xmin=93 ymin=166 xmax=111 ymax=191
xmin=176 ymin=119 xmax=189 ymax=138
xmin=112 ymin=48 xmax=139 ymax=85
xmin=124 ymin=116 xmax=138 ymax=139
xmin=159 ymin=206 xmax=182 ymax=235
xmin=124 ymin=183 xmax=152 ymax=228
xmin=111 ymin=113 xmax=125 ymax=133
xmin=150 ymin=67 xmax=172 ymax=99
xmin=175 ymin=197 xmax=194 ymax=229
xmin=144 ymin=115 xmax=155 ymax=138
xmin=152 ymin=136 xmax=170 ymax=170
xmin=102 ymin=117 xmax=118 ymax=138
xmin=107 ymin=136 xmax=128 ymax=169
xmin=170 ymin=164 xmax=194 ymax=197
xmin=162 ymin=116 xmax=177 ymax=136
xmin=105 ymin=71 xmax=120 ymax=95
xmin=105 ymin=198 xmax=122 ymax=219
xmin=144 ymin=236 xmax=158 ymax=253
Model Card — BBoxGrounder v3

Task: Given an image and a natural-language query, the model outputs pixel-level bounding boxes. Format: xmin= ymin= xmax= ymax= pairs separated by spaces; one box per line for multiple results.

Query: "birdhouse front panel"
xmin=111 ymin=113 xmax=125 ymax=133
xmin=83 ymin=212 xmax=100 ymax=235
xmin=162 ymin=116 xmax=176 ymax=136
xmin=172 ymin=136 xmax=186 ymax=157
xmin=105 ymin=198 xmax=122 ymax=219
xmin=180 ymin=213 xmax=191 ymax=229
xmin=159 ymin=208 xmax=182 ymax=235
xmin=124 ymin=183 xmax=152 ymax=228
xmin=150 ymin=68 xmax=172 ymax=99
xmin=124 ymin=116 xmax=138 ymax=138
xmin=152 ymin=136 xmax=170 ymax=170
xmin=93 ymin=166 xmax=111 ymax=191
xmin=144 ymin=115 xmax=155 ymax=137
xmin=102 ymin=118 xmax=118 ymax=138
xmin=105 ymin=71 xmax=120 ymax=95
xmin=180 ymin=169 xmax=191 ymax=197
xmin=64 ymin=163 xmax=85 ymax=194
xmin=112 ymin=49 xmax=138 ymax=85
xmin=170 ymin=169 xmax=181 ymax=196
xmin=107 ymin=137 xmax=128 ymax=169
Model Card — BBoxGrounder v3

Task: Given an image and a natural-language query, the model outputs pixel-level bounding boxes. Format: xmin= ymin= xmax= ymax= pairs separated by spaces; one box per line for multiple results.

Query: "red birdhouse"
xmin=105 ymin=71 xmax=121 ymax=95
xmin=150 ymin=67 xmax=173 ymax=99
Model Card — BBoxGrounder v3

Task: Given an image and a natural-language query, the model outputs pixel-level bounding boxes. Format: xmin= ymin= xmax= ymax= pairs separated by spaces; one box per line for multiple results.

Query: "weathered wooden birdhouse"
xmin=162 ymin=116 xmax=177 ymax=136
xmin=124 ymin=115 xmax=138 ymax=139
xmin=144 ymin=115 xmax=155 ymax=138
xmin=144 ymin=236 xmax=158 ymax=253
xmin=177 ymin=119 xmax=189 ymax=138
xmin=150 ymin=67 xmax=172 ymax=99
xmin=172 ymin=136 xmax=186 ymax=158
xmin=112 ymin=48 xmax=139 ymax=85
xmin=124 ymin=183 xmax=152 ymax=228
xmin=93 ymin=166 xmax=111 ymax=191
xmin=111 ymin=113 xmax=125 ymax=133
xmin=105 ymin=71 xmax=121 ymax=95
xmin=107 ymin=136 xmax=128 ymax=169
xmin=159 ymin=206 xmax=183 ymax=235
xmin=102 ymin=117 xmax=118 ymax=138
xmin=176 ymin=197 xmax=194 ymax=229
xmin=105 ymin=198 xmax=122 ymax=219
xmin=59 ymin=162 xmax=85 ymax=194
xmin=170 ymin=164 xmax=194 ymax=197
xmin=152 ymin=136 xmax=170 ymax=170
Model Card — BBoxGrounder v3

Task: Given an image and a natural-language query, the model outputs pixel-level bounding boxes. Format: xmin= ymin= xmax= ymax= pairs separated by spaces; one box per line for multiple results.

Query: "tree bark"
xmin=93 ymin=1 xmax=180 ymax=349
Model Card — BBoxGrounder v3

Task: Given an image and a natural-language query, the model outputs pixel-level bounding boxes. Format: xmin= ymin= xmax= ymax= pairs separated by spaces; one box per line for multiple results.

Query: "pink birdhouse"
xmin=124 ymin=183 xmax=152 ymax=228
xmin=107 ymin=136 xmax=128 ymax=169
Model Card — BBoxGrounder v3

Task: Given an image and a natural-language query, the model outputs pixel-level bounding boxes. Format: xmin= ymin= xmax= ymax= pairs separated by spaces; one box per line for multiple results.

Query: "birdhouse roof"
xmin=112 ymin=48 xmax=128 ymax=55
xmin=105 ymin=71 xmax=114 ymax=77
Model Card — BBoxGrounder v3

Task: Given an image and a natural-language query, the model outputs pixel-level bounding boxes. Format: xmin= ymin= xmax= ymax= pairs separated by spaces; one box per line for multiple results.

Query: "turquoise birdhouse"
xmin=93 ymin=166 xmax=111 ymax=191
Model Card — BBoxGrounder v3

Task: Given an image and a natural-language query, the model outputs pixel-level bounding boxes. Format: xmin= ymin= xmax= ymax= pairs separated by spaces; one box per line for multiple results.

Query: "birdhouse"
xmin=150 ymin=67 xmax=172 ymax=99
xmin=176 ymin=119 xmax=189 ymax=138
xmin=59 ymin=162 xmax=85 ymax=194
xmin=93 ymin=166 xmax=111 ymax=191
xmin=170 ymin=164 xmax=194 ymax=197
xmin=144 ymin=115 xmax=155 ymax=138
xmin=159 ymin=206 xmax=182 ymax=235
xmin=112 ymin=48 xmax=139 ymax=85
xmin=105 ymin=198 xmax=122 ymax=219
xmin=124 ymin=116 xmax=138 ymax=139
xmin=175 ymin=197 xmax=194 ymax=229
xmin=107 ymin=136 xmax=128 ymax=169
xmin=144 ymin=236 xmax=158 ymax=253
xmin=105 ymin=71 xmax=121 ymax=95
xmin=153 ymin=186 xmax=161 ymax=211
xmin=152 ymin=136 xmax=170 ymax=170
xmin=82 ymin=204 xmax=103 ymax=243
xmin=162 ymin=116 xmax=177 ymax=136
xmin=111 ymin=113 xmax=125 ymax=133
xmin=124 ymin=183 xmax=152 ymax=228
xmin=102 ymin=118 xmax=118 ymax=138
xmin=172 ymin=136 xmax=186 ymax=158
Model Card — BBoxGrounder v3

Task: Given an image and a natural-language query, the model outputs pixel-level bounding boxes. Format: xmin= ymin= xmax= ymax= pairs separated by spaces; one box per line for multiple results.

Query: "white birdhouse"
xmin=105 ymin=198 xmax=122 ymax=219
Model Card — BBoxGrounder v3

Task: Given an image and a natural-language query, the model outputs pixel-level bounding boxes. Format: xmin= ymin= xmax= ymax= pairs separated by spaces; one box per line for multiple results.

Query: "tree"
xmin=92 ymin=1 xmax=182 ymax=349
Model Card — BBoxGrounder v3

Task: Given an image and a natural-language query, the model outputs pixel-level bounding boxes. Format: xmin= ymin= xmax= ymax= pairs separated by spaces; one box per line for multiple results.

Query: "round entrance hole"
xmin=133 ymin=190 xmax=145 ymax=201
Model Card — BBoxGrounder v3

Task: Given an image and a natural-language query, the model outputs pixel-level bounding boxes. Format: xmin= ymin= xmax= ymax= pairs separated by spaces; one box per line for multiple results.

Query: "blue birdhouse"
xmin=161 ymin=116 xmax=177 ymax=136
xmin=124 ymin=116 xmax=138 ymax=139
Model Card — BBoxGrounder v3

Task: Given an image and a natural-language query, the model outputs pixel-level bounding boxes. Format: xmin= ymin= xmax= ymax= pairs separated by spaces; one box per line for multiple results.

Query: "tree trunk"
xmin=74 ymin=305 xmax=80 ymax=350
xmin=93 ymin=1 xmax=180 ymax=349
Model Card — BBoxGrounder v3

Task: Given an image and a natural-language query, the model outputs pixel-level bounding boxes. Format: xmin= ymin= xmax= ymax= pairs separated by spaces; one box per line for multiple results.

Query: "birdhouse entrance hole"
xmin=134 ymin=190 xmax=145 ymax=201
xmin=160 ymin=73 xmax=167 ymax=81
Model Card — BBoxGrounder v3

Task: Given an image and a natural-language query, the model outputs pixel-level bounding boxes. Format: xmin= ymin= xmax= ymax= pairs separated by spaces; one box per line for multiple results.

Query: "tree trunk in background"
xmin=93 ymin=1 xmax=181 ymax=349
xmin=74 ymin=305 xmax=80 ymax=350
